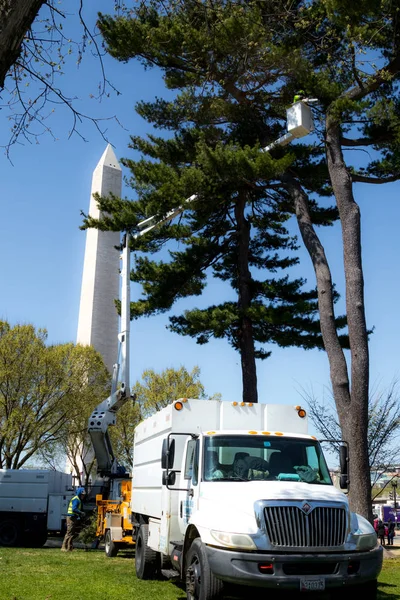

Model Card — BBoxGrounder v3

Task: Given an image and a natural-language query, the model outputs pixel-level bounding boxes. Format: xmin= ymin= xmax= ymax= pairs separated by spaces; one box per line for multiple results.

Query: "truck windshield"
xmin=203 ymin=435 xmax=331 ymax=485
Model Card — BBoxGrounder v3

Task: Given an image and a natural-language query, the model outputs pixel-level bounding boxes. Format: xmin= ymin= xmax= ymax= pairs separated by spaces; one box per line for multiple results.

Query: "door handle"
xmin=180 ymin=501 xmax=183 ymax=518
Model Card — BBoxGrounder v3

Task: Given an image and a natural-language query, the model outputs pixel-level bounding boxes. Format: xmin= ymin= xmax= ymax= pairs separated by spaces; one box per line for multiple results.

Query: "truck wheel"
xmin=186 ymin=538 xmax=224 ymax=600
xmin=105 ymin=530 xmax=119 ymax=557
xmin=135 ymin=524 xmax=160 ymax=580
xmin=0 ymin=519 xmax=21 ymax=547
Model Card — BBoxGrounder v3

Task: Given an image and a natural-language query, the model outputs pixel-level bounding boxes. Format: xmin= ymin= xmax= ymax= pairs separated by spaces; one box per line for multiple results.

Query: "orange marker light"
xmin=248 ymin=403 xmax=253 ymax=407
xmin=298 ymin=409 xmax=307 ymax=418
xmin=182 ymin=398 xmax=188 ymax=403
xmin=275 ymin=432 xmax=284 ymax=436
xmin=174 ymin=401 xmax=184 ymax=411
xmin=262 ymin=431 xmax=271 ymax=435
xmin=248 ymin=430 xmax=258 ymax=435
xmin=240 ymin=402 xmax=245 ymax=406
xmin=207 ymin=431 xmax=216 ymax=435
xmin=232 ymin=402 xmax=238 ymax=406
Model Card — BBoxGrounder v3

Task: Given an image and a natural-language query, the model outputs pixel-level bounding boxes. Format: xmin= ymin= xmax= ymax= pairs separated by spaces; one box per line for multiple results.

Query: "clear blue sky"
xmin=1 ymin=0 xmax=399 ymax=420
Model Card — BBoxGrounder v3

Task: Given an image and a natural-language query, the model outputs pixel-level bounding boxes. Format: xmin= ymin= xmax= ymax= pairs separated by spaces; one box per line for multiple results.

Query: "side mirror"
xmin=339 ymin=445 xmax=348 ymax=475
xmin=161 ymin=438 xmax=175 ymax=470
xmin=339 ymin=444 xmax=349 ymax=489
xmin=162 ymin=470 xmax=176 ymax=487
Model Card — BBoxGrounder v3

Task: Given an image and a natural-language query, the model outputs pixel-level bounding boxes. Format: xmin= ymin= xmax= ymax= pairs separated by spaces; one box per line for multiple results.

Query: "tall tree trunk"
xmin=0 ymin=0 xmax=45 ymax=89
xmin=281 ymin=173 xmax=351 ymax=406
xmin=235 ymin=190 xmax=258 ymax=403
xmin=283 ymin=169 xmax=371 ymax=520
xmin=325 ymin=117 xmax=371 ymax=520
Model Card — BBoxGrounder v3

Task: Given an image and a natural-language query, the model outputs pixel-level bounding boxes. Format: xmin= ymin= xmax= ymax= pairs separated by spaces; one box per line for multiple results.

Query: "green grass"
xmin=0 ymin=547 xmax=186 ymax=600
xmin=378 ymin=551 xmax=400 ymax=599
xmin=0 ymin=546 xmax=399 ymax=600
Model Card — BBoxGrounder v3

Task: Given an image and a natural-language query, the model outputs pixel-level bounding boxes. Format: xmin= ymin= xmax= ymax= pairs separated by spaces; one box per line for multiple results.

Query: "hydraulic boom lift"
xmin=88 ymin=234 xmax=135 ymax=556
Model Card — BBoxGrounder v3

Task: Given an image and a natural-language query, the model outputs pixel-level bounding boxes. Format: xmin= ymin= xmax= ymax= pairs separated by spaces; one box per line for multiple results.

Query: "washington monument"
xmin=76 ymin=145 xmax=122 ymax=373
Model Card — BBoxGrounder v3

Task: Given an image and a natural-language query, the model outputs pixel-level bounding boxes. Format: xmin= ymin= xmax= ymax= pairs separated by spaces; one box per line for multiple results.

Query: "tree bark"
xmin=282 ymin=173 xmax=350 ymax=407
xmin=235 ymin=190 xmax=258 ymax=403
xmin=0 ymin=0 xmax=45 ymax=89
xmin=325 ymin=117 xmax=372 ymax=521
xmin=283 ymin=170 xmax=371 ymax=520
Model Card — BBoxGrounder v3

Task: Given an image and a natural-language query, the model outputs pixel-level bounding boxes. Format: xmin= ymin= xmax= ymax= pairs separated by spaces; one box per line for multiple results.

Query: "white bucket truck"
xmin=131 ymin=399 xmax=382 ymax=599
xmin=0 ymin=469 xmax=73 ymax=547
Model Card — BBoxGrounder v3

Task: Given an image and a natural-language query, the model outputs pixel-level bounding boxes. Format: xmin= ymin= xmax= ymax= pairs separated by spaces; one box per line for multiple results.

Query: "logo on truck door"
xmin=182 ymin=498 xmax=194 ymax=525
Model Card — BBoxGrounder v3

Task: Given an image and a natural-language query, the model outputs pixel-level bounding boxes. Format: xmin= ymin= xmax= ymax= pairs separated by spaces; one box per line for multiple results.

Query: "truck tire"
xmin=185 ymin=538 xmax=224 ymax=600
xmin=105 ymin=530 xmax=119 ymax=557
xmin=135 ymin=524 xmax=160 ymax=579
xmin=0 ymin=519 xmax=21 ymax=547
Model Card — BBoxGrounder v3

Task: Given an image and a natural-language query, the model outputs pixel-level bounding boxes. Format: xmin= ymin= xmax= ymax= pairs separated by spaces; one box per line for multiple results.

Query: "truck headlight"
xmin=210 ymin=530 xmax=257 ymax=550
xmin=353 ymin=532 xmax=377 ymax=551
xmin=350 ymin=513 xmax=378 ymax=551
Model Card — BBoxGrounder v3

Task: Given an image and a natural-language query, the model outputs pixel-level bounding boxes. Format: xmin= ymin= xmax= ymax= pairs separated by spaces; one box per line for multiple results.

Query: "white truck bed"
xmin=0 ymin=470 xmax=72 ymax=516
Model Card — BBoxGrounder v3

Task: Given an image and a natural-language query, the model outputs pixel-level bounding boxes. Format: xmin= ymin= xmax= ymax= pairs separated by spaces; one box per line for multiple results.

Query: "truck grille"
xmin=264 ymin=505 xmax=347 ymax=548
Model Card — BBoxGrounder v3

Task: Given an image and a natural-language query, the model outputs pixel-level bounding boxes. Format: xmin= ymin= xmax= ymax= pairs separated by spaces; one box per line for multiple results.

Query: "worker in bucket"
xmin=61 ymin=487 xmax=86 ymax=551
xmin=293 ymin=90 xmax=305 ymax=103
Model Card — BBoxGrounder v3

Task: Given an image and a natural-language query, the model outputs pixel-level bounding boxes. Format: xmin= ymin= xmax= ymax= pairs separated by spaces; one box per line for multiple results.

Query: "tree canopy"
xmin=0 ymin=0 xmax=118 ymax=155
xmin=86 ymin=2 xmax=349 ymax=405
xmin=0 ymin=321 xmax=109 ymax=473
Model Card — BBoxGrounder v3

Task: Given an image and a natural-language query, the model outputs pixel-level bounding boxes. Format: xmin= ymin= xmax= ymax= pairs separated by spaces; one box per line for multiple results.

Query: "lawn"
xmin=0 ymin=547 xmax=186 ymax=600
xmin=1 ymin=546 xmax=399 ymax=600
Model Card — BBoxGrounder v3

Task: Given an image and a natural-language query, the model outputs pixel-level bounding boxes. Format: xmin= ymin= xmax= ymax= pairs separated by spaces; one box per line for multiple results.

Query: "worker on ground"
xmin=61 ymin=486 xmax=86 ymax=552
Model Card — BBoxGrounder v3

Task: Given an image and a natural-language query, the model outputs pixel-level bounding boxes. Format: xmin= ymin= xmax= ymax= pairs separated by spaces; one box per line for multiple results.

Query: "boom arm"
xmin=88 ymin=235 xmax=133 ymax=476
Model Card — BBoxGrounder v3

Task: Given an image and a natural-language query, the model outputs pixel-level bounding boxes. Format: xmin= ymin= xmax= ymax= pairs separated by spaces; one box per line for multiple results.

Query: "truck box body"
xmin=382 ymin=505 xmax=400 ymax=523
xmin=0 ymin=470 xmax=72 ymax=516
xmin=0 ymin=470 xmax=73 ymax=545
xmin=132 ymin=400 xmax=308 ymax=520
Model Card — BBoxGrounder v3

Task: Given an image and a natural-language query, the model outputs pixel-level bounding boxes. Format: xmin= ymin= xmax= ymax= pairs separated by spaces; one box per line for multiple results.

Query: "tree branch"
xmin=352 ymin=172 xmax=400 ymax=184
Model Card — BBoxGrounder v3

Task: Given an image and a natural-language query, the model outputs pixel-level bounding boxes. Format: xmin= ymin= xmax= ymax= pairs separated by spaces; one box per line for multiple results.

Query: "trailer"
xmin=0 ymin=469 xmax=73 ymax=547
xmin=381 ymin=505 xmax=400 ymax=525
xmin=131 ymin=398 xmax=383 ymax=599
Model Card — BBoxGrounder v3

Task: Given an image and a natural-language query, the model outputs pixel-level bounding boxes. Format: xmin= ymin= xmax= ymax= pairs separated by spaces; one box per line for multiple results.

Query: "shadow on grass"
xmin=377 ymin=581 xmax=400 ymax=600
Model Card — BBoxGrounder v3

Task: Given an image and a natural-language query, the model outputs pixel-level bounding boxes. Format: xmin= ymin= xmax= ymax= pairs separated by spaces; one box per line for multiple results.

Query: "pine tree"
xmin=86 ymin=2 xmax=346 ymax=405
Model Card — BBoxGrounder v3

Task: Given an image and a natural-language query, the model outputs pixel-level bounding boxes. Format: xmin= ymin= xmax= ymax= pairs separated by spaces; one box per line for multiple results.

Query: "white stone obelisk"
xmin=76 ymin=145 xmax=122 ymax=374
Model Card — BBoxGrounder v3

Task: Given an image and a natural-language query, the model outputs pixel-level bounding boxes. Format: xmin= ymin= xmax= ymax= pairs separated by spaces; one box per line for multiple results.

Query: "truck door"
xmin=178 ymin=438 xmax=200 ymax=535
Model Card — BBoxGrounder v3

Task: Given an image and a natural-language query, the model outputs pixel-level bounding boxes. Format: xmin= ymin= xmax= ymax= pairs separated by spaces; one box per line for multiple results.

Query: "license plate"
xmin=300 ymin=578 xmax=325 ymax=592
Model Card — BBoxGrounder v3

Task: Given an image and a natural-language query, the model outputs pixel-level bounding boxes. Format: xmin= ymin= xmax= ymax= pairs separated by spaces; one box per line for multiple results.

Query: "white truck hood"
xmin=194 ymin=481 xmax=347 ymax=534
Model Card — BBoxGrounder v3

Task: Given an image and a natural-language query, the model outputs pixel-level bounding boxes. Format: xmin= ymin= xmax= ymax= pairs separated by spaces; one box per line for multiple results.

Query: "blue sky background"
xmin=1 ymin=1 xmax=399 ymax=433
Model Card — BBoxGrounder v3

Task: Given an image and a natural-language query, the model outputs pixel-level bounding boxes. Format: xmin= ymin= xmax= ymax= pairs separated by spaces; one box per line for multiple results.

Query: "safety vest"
xmin=67 ymin=495 xmax=82 ymax=517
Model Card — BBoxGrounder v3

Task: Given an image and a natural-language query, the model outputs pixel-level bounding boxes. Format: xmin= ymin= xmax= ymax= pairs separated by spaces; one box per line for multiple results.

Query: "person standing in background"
xmin=61 ymin=487 xmax=86 ymax=551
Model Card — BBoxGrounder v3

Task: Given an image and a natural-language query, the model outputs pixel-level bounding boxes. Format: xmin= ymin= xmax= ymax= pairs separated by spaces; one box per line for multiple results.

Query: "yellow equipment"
xmin=95 ymin=480 xmax=134 ymax=556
